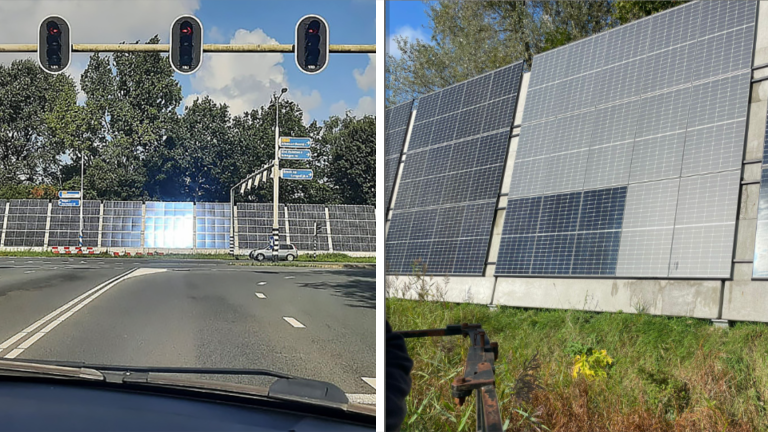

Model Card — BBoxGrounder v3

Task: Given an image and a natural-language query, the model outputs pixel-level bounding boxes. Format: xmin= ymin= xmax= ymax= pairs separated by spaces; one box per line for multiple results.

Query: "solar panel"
xmin=48 ymin=200 xmax=100 ymax=247
xmin=236 ymin=203 xmax=286 ymax=250
xmin=329 ymin=205 xmax=375 ymax=252
xmin=386 ymin=61 xmax=525 ymax=275
xmin=102 ymin=201 xmax=143 ymax=248
xmin=4 ymin=200 xmax=47 ymax=247
xmin=288 ymin=204 xmax=329 ymax=251
xmin=195 ymin=202 xmax=230 ymax=249
xmin=498 ymin=0 xmax=756 ymax=278
xmin=385 ymin=100 xmax=414 ymax=208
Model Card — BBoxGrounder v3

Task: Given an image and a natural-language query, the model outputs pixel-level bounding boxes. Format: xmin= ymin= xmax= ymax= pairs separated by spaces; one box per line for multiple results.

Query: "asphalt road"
xmin=0 ymin=257 xmax=376 ymax=401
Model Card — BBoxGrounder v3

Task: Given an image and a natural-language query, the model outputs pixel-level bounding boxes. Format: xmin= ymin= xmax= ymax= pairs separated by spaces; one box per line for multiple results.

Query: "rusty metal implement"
xmin=394 ymin=323 xmax=502 ymax=432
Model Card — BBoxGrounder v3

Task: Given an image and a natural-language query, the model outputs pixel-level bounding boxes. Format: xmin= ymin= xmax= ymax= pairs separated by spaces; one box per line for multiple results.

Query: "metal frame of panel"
xmin=386 ymin=61 xmax=525 ymax=275
xmin=385 ymin=100 xmax=414 ymax=211
xmin=498 ymin=0 xmax=756 ymax=279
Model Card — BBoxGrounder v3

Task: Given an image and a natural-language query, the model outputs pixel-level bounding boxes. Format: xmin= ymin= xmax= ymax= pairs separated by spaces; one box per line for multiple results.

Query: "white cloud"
xmin=206 ymin=26 xmax=226 ymax=43
xmin=0 ymin=0 xmax=199 ymax=100
xmin=185 ymin=27 xmax=322 ymax=124
xmin=353 ymin=54 xmax=375 ymax=92
xmin=387 ymin=25 xmax=428 ymax=58
xmin=329 ymin=95 xmax=375 ymax=118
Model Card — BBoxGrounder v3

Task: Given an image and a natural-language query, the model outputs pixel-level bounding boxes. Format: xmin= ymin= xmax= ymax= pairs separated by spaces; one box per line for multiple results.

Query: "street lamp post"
xmin=273 ymin=87 xmax=288 ymax=263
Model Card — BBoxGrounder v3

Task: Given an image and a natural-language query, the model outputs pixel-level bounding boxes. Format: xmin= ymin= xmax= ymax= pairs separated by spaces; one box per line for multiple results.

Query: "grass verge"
xmin=387 ymin=297 xmax=768 ymax=432
xmin=296 ymin=252 xmax=375 ymax=263
xmin=0 ymin=250 xmax=374 ymax=262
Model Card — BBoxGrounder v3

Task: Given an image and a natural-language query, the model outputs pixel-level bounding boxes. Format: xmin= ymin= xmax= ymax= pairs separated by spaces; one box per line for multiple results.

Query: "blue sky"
xmin=0 ymin=0 xmax=376 ymax=124
xmin=386 ymin=1 xmax=432 ymax=58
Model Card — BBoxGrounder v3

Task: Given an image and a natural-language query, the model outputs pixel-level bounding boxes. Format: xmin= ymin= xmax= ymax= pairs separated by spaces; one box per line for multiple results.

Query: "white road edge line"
xmin=282 ymin=317 xmax=305 ymax=328
xmin=361 ymin=377 xmax=376 ymax=390
xmin=255 ymin=293 xmax=266 ymax=299
xmin=346 ymin=394 xmax=376 ymax=405
xmin=0 ymin=268 xmax=167 ymax=359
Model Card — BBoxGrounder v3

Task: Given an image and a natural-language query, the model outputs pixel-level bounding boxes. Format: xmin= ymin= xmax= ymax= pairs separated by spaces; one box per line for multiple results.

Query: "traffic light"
xmin=169 ymin=15 xmax=203 ymax=74
xmin=37 ymin=16 xmax=71 ymax=74
xmin=295 ymin=15 xmax=329 ymax=74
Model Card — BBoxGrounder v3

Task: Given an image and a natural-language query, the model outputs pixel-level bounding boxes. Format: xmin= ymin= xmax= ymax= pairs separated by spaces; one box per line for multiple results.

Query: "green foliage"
xmin=0 ymin=36 xmax=374 ymax=206
xmin=295 ymin=253 xmax=375 ymax=263
xmin=386 ymin=0 xmax=684 ymax=107
xmin=614 ymin=1 xmax=689 ymax=25
xmin=387 ymin=300 xmax=768 ymax=431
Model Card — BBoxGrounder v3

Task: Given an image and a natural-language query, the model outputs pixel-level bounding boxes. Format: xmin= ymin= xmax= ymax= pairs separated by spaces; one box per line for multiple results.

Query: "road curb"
xmin=229 ymin=262 xmax=375 ymax=269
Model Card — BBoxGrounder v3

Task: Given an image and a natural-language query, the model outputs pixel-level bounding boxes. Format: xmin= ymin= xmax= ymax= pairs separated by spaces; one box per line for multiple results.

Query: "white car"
xmin=249 ymin=244 xmax=298 ymax=262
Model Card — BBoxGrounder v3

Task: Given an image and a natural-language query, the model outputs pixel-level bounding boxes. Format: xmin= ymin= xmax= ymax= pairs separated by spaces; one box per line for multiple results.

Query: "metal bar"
xmin=0 ymin=43 xmax=375 ymax=53
xmin=753 ymin=62 xmax=768 ymax=71
xmin=752 ymin=75 xmax=768 ymax=84
xmin=745 ymin=159 xmax=763 ymax=164
xmin=742 ymin=179 xmax=761 ymax=185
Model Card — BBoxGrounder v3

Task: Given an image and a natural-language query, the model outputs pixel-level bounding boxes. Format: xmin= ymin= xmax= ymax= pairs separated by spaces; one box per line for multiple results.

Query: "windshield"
xmin=0 ymin=0 xmax=376 ymax=410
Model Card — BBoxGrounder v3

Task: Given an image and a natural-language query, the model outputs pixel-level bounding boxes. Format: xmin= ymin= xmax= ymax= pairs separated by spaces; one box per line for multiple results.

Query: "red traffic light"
xmin=47 ymin=21 xmax=60 ymax=35
xmin=180 ymin=21 xmax=193 ymax=35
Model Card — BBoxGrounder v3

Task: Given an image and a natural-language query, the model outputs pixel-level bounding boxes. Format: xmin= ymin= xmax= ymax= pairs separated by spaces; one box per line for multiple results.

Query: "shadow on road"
xmin=297 ymin=274 xmax=375 ymax=309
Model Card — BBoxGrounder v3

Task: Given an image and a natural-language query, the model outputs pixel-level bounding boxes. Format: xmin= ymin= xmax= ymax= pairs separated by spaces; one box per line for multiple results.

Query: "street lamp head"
xmin=281 ymin=87 xmax=288 ymax=94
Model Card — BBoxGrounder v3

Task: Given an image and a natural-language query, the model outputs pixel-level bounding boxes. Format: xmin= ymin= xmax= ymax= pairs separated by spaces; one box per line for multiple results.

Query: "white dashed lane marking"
xmin=284 ymin=276 xmax=294 ymax=279
xmin=283 ymin=317 xmax=305 ymax=328
xmin=362 ymin=377 xmax=376 ymax=390
xmin=255 ymin=293 xmax=266 ymax=299
xmin=257 ymin=281 xmax=267 ymax=285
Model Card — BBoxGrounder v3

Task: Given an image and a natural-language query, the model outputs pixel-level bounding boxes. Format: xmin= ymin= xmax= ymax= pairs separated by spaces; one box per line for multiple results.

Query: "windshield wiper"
xmin=3 ymin=359 xmax=296 ymax=379
xmin=0 ymin=359 xmax=352 ymax=409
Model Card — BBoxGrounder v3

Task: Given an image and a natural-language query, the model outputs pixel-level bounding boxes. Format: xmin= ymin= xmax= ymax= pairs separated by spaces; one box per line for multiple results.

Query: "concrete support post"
xmin=97 ymin=202 xmax=104 ymax=249
xmin=325 ymin=207 xmax=333 ymax=253
xmin=43 ymin=201 xmax=52 ymax=248
xmin=0 ymin=202 xmax=9 ymax=247
xmin=192 ymin=202 xmax=197 ymax=253
xmin=233 ymin=204 xmax=239 ymax=254
xmin=284 ymin=206 xmax=291 ymax=246
xmin=141 ymin=202 xmax=146 ymax=250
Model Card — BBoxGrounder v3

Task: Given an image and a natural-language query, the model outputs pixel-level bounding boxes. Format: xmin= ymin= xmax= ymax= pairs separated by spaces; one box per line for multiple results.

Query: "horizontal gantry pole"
xmin=0 ymin=44 xmax=375 ymax=53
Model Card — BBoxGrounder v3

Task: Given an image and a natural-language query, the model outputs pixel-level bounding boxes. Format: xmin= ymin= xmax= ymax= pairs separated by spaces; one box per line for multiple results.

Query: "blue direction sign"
xmin=281 ymin=169 xmax=313 ymax=180
xmin=279 ymin=137 xmax=312 ymax=148
xmin=58 ymin=190 xmax=80 ymax=199
xmin=279 ymin=149 xmax=312 ymax=160
xmin=58 ymin=199 xmax=80 ymax=207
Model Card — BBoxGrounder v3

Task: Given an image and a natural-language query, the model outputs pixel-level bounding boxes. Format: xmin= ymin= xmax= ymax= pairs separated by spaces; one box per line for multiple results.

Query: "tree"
xmin=323 ymin=113 xmax=376 ymax=206
xmin=614 ymin=1 xmax=688 ymax=25
xmin=0 ymin=59 xmax=75 ymax=185
xmin=386 ymin=0 xmax=682 ymax=107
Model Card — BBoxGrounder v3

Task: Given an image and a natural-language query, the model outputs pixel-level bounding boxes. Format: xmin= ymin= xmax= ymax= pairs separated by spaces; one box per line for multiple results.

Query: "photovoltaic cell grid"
xmin=236 ymin=203 xmax=286 ymax=250
xmin=4 ymin=200 xmax=47 ymax=247
xmin=386 ymin=61 xmax=524 ymax=275
xmin=196 ymin=202 xmax=230 ymax=249
xmin=329 ymin=205 xmax=375 ymax=252
xmin=385 ymin=100 xmax=414 ymax=208
xmin=102 ymin=201 xmax=142 ymax=248
xmin=48 ymin=200 xmax=100 ymax=247
xmin=288 ymin=204 xmax=329 ymax=251
xmin=498 ymin=1 xmax=755 ymax=278
xmin=144 ymin=202 xmax=194 ymax=248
